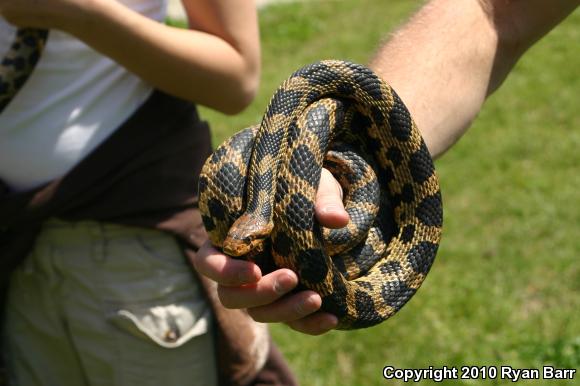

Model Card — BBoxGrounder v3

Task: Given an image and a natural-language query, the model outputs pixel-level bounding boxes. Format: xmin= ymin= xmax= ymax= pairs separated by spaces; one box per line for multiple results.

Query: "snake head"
xmin=223 ymin=214 xmax=274 ymax=257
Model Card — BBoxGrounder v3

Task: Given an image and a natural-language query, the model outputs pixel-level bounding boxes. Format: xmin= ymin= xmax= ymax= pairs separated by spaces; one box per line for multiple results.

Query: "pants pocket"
xmin=105 ymin=297 xmax=217 ymax=386
xmin=92 ymin=226 xmax=217 ymax=385
xmin=107 ymin=297 xmax=211 ymax=348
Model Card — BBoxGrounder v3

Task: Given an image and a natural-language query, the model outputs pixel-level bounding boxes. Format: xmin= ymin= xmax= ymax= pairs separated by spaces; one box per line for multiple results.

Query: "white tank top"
xmin=0 ymin=0 xmax=168 ymax=191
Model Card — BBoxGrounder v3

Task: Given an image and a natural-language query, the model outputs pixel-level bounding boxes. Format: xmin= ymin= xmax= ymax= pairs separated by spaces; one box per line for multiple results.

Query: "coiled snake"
xmin=199 ymin=60 xmax=443 ymax=329
xmin=0 ymin=28 xmax=443 ymax=330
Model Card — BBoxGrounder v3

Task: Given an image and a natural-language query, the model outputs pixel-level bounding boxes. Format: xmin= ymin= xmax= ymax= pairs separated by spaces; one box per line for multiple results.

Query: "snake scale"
xmin=199 ymin=60 xmax=443 ymax=330
xmin=0 ymin=28 xmax=443 ymax=330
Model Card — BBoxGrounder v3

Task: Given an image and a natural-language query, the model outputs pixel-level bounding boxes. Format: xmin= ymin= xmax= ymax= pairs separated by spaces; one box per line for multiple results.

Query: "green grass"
xmin=176 ymin=2 xmax=579 ymax=385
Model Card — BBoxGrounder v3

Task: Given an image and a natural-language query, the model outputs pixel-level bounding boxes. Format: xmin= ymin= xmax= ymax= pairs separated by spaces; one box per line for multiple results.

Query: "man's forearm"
xmin=370 ymin=0 xmax=578 ymax=158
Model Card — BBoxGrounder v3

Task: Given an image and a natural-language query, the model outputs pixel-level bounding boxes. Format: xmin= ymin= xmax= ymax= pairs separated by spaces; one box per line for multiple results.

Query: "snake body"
xmin=0 ymin=29 xmax=444 ymax=329
xmin=199 ymin=60 xmax=443 ymax=329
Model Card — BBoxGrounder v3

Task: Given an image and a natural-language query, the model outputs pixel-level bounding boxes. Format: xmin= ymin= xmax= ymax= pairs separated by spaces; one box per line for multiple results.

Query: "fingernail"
xmin=323 ymin=315 xmax=339 ymax=330
xmin=274 ymin=273 xmax=295 ymax=295
xmin=322 ymin=204 xmax=340 ymax=214
xmin=295 ymin=294 xmax=320 ymax=315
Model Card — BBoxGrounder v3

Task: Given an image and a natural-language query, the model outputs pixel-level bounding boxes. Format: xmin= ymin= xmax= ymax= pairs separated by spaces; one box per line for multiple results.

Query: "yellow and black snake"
xmin=199 ymin=60 xmax=443 ymax=330
xmin=0 ymin=29 xmax=443 ymax=330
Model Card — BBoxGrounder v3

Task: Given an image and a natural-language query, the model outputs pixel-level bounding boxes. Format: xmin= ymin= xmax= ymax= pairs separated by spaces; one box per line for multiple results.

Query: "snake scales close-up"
xmin=1 ymin=28 xmax=443 ymax=331
xmin=199 ymin=60 xmax=443 ymax=330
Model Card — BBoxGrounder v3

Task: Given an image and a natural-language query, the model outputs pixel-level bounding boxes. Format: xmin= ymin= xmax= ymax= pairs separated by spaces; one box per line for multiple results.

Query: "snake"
xmin=199 ymin=60 xmax=443 ymax=330
xmin=0 ymin=28 xmax=444 ymax=330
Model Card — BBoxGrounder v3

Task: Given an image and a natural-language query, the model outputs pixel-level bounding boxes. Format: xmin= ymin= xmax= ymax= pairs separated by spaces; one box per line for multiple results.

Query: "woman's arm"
xmin=0 ymin=0 xmax=261 ymax=114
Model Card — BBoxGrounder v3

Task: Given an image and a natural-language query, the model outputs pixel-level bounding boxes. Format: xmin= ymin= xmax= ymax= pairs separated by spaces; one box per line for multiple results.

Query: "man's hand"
xmin=192 ymin=168 xmax=347 ymax=335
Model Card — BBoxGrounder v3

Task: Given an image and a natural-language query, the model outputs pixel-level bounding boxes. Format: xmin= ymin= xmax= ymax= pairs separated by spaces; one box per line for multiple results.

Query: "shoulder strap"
xmin=0 ymin=28 xmax=49 ymax=113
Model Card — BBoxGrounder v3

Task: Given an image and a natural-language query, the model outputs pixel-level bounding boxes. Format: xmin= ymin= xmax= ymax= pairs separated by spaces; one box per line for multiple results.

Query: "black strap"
xmin=0 ymin=28 xmax=49 ymax=113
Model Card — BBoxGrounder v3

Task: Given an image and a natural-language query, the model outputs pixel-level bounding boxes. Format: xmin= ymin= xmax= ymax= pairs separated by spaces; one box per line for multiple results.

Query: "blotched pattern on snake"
xmin=199 ymin=60 xmax=443 ymax=330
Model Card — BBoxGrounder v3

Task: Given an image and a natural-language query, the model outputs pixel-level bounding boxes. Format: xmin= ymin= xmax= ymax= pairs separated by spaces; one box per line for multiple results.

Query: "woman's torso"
xmin=0 ymin=0 xmax=168 ymax=191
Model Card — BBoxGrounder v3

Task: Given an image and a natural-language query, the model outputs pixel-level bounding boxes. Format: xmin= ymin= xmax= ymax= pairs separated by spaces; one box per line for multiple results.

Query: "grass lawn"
xmin=176 ymin=2 xmax=579 ymax=385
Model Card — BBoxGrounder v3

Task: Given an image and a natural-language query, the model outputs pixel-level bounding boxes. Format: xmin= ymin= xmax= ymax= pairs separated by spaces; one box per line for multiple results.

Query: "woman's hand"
xmin=0 ymin=0 xmax=93 ymax=30
xmin=1 ymin=0 xmax=261 ymax=114
xmin=192 ymin=169 xmax=348 ymax=335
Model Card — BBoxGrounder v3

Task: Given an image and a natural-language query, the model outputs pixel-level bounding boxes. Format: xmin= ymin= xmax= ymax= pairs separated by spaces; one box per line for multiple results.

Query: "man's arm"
xmin=370 ymin=0 xmax=578 ymax=158
xmin=192 ymin=0 xmax=577 ymax=335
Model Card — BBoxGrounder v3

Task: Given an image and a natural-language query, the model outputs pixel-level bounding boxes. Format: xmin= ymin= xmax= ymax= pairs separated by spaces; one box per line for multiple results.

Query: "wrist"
xmin=55 ymin=0 xmax=115 ymax=36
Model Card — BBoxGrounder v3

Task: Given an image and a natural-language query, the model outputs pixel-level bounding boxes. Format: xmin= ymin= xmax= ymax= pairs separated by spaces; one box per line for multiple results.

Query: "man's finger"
xmin=191 ymin=240 xmax=261 ymax=286
xmin=285 ymin=311 xmax=338 ymax=335
xmin=217 ymin=269 xmax=298 ymax=309
xmin=247 ymin=290 xmax=322 ymax=323
xmin=315 ymin=168 xmax=349 ymax=228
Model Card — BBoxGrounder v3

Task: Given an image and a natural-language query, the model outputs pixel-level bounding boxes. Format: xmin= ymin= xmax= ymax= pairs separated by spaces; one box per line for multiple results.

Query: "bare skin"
xmin=193 ymin=0 xmax=578 ymax=335
xmin=4 ymin=0 xmax=574 ymax=336
xmin=371 ymin=0 xmax=579 ymax=158
xmin=0 ymin=0 xmax=261 ymax=114
xmin=194 ymin=168 xmax=347 ymax=335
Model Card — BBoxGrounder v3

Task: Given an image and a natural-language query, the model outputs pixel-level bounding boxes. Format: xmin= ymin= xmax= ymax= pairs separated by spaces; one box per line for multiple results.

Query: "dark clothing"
xmin=0 ymin=91 xmax=297 ymax=386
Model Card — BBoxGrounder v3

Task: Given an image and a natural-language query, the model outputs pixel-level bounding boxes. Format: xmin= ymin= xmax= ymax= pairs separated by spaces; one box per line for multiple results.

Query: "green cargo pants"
xmin=2 ymin=219 xmax=217 ymax=386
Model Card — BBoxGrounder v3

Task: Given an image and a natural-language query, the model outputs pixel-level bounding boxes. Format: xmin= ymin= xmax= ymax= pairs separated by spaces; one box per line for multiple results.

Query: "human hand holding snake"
xmin=193 ymin=168 xmax=347 ymax=335
xmin=1 ymin=3 xmax=442 ymax=334
xmin=198 ymin=60 xmax=442 ymax=332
